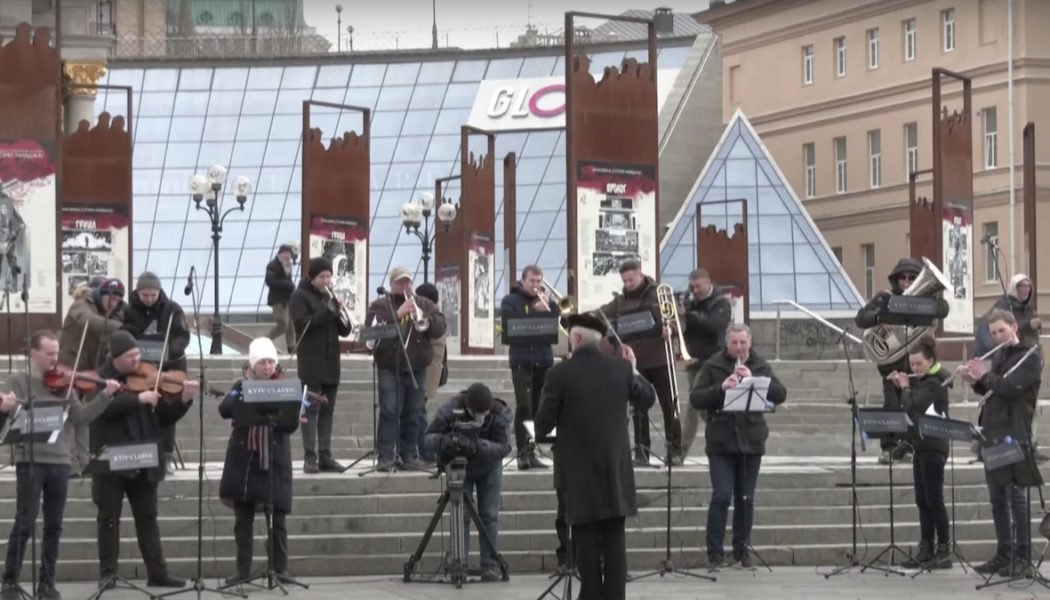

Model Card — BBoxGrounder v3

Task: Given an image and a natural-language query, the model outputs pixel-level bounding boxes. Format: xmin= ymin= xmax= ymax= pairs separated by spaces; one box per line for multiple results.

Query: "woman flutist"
xmin=887 ymin=336 xmax=951 ymax=570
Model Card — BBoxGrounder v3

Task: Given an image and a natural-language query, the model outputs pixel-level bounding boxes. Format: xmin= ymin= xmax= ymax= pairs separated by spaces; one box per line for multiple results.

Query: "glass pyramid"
xmin=659 ymin=109 xmax=862 ymax=312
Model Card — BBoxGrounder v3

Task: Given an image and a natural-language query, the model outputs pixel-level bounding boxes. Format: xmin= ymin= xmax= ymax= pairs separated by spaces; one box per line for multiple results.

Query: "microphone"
xmin=184 ymin=266 xmax=195 ymax=296
xmin=377 ymin=286 xmax=387 ymax=296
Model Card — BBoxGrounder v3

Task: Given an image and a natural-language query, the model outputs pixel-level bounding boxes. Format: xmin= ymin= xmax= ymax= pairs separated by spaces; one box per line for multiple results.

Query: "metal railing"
xmin=772 ymin=299 xmax=863 ymax=360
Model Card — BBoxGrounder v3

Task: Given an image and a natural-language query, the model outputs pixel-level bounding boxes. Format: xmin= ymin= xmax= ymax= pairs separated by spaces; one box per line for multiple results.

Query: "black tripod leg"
xmin=404 ymin=492 xmax=451 ymax=581
xmin=464 ymin=495 xmax=509 ymax=581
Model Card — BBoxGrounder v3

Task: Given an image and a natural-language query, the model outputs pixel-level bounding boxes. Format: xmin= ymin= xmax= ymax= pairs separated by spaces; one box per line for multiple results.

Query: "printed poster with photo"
xmin=467 ymin=231 xmax=494 ymax=350
xmin=576 ymin=161 xmax=656 ymax=311
xmin=308 ymin=214 xmax=368 ymax=336
xmin=0 ymin=140 xmax=57 ymax=313
xmin=942 ymin=205 xmax=973 ymax=333
xmin=60 ymin=204 xmax=130 ymax=317
xmin=437 ymin=263 xmax=461 ymax=341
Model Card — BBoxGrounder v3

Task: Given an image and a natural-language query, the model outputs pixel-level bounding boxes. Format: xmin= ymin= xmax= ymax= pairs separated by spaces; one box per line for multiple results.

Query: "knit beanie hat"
xmin=308 ymin=257 xmax=333 ymax=280
xmin=248 ymin=337 xmax=279 ymax=368
xmin=415 ymin=282 xmax=439 ymax=304
xmin=109 ymin=331 xmax=138 ymax=359
xmin=135 ymin=271 xmax=162 ymax=291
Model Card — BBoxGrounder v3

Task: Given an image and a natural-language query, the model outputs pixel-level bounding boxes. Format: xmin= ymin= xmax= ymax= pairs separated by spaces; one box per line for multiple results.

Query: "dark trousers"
xmin=986 ymin=475 xmax=1030 ymax=558
xmin=706 ymin=452 xmax=762 ymax=558
xmin=912 ymin=450 xmax=949 ymax=543
xmin=510 ymin=365 xmax=548 ymax=454
xmin=91 ymin=473 xmax=169 ymax=580
xmin=3 ymin=463 xmax=70 ymax=586
xmin=232 ymin=501 xmax=288 ymax=576
xmin=879 ymin=377 xmax=904 ymax=452
xmin=554 ymin=486 xmax=570 ymax=567
xmin=376 ymin=368 xmax=426 ymax=463
xmin=572 ymin=517 xmax=626 ymax=600
xmin=301 ymin=383 xmax=337 ymax=461
xmin=160 ymin=424 xmax=176 ymax=456
xmin=634 ymin=366 xmax=682 ymax=457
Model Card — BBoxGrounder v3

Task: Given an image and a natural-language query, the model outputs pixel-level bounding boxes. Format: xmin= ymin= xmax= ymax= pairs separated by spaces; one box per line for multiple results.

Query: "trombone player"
xmin=500 ymin=265 xmax=561 ymax=470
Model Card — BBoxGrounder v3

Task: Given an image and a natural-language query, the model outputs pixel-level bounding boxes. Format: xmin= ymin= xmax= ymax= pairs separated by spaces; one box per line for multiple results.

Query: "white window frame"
xmin=905 ymin=122 xmax=919 ymax=176
xmin=834 ymin=37 xmax=846 ymax=77
xmin=903 ymin=18 xmax=917 ymax=61
xmin=867 ymin=28 xmax=880 ymax=69
xmin=943 ymin=8 xmax=955 ymax=52
xmin=983 ymin=222 xmax=1000 ymax=282
xmin=984 ymin=107 xmax=998 ymax=169
xmin=802 ymin=44 xmax=814 ymax=85
xmin=803 ymin=142 xmax=816 ymax=198
xmin=834 ymin=137 xmax=847 ymax=194
xmin=863 ymin=243 xmax=875 ymax=298
xmin=868 ymin=130 xmax=881 ymax=189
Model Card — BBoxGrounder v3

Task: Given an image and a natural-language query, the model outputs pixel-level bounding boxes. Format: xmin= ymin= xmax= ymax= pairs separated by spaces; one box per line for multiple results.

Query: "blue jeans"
xmin=706 ymin=453 xmax=762 ymax=559
xmin=462 ymin=466 xmax=503 ymax=567
xmin=376 ymin=368 xmax=426 ymax=463
xmin=3 ymin=463 xmax=70 ymax=585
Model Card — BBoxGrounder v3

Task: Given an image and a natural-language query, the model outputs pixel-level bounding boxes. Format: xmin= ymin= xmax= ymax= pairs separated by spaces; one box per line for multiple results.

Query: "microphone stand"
xmin=4 ymin=266 xmax=16 ymax=374
xmin=159 ymin=267 xmax=245 ymax=600
xmin=16 ymin=273 xmax=38 ymax=600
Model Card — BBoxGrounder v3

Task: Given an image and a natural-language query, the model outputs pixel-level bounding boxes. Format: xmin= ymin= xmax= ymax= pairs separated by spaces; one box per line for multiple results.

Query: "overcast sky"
xmin=302 ymin=1 xmax=712 ymax=51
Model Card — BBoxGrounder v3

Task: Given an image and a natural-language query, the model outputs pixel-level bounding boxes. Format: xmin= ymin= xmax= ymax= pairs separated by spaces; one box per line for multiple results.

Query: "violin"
xmin=125 ymin=361 xmax=189 ymax=395
xmin=42 ymin=364 xmax=111 ymax=395
xmin=239 ymin=361 xmax=328 ymax=405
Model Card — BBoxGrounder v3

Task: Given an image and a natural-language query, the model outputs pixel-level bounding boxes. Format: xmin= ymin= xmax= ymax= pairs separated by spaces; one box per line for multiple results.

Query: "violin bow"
xmin=50 ymin=321 xmax=92 ymax=441
xmin=152 ymin=313 xmax=176 ymax=397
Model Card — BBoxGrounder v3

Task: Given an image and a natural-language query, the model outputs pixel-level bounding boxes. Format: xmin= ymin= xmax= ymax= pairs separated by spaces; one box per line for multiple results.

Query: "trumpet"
xmin=325 ymin=286 xmax=358 ymax=334
xmin=539 ymin=278 xmax=574 ymax=316
xmin=405 ymin=288 xmax=429 ymax=332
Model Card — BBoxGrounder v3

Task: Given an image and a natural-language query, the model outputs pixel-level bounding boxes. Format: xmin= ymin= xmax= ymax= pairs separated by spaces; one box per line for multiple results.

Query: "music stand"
xmin=343 ymin=322 xmax=398 ymax=474
xmin=855 ymin=408 xmax=912 ymax=576
xmin=609 ymin=309 xmax=663 ymax=467
xmin=84 ymin=442 xmax=164 ymax=600
xmin=502 ymin=314 xmax=560 ymax=467
xmin=218 ymin=380 xmax=307 ymax=596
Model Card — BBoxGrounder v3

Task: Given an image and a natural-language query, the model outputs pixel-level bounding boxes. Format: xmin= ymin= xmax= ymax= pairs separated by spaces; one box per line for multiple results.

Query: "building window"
xmin=943 ymin=8 xmax=956 ymax=52
xmin=802 ymin=45 xmax=814 ymax=85
xmin=905 ymin=122 xmax=919 ymax=175
xmin=831 ymin=246 xmax=843 ymax=264
xmin=868 ymin=130 xmax=881 ymax=188
xmin=834 ymin=37 xmax=846 ymax=77
xmin=863 ymin=243 xmax=875 ymax=298
xmin=983 ymin=107 xmax=998 ymax=169
xmin=834 ymin=137 xmax=847 ymax=193
xmin=867 ymin=28 xmax=880 ymax=69
xmin=903 ymin=18 xmax=916 ymax=61
xmin=803 ymin=143 xmax=816 ymax=198
xmin=983 ymin=222 xmax=999 ymax=282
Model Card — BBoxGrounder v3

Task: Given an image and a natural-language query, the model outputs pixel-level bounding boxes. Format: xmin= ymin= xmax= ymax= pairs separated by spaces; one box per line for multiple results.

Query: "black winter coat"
xmin=218 ymin=379 xmax=298 ymax=513
xmin=423 ymin=394 xmax=512 ymax=481
xmin=973 ymin=342 xmax=1042 ymax=486
xmin=91 ymin=361 xmax=192 ymax=483
xmin=598 ymin=276 xmax=672 ymax=371
xmin=689 ymin=349 xmax=787 ymax=455
xmin=682 ymin=288 xmax=732 ymax=364
xmin=854 ymin=258 xmax=924 ymax=376
xmin=535 ymin=345 xmax=656 ymax=526
xmin=265 ymin=257 xmax=295 ymax=307
xmin=366 ymin=293 xmax=446 ymax=373
xmin=500 ymin=283 xmax=558 ymax=369
xmin=900 ymin=365 xmax=951 ymax=454
xmin=121 ymin=290 xmax=190 ymax=371
xmin=289 ymin=280 xmax=353 ymax=386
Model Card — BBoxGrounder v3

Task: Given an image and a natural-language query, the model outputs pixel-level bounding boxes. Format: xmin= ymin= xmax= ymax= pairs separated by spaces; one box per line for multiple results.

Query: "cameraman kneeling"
xmin=424 ymin=383 xmax=512 ymax=581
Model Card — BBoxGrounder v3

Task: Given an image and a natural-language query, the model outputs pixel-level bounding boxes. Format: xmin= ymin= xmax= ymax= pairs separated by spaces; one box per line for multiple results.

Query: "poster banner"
xmin=437 ymin=263 xmax=461 ymax=341
xmin=576 ymin=161 xmax=657 ymax=311
xmin=0 ymin=140 xmax=57 ymax=313
xmin=308 ymin=214 xmax=368 ymax=335
xmin=942 ymin=205 xmax=973 ymax=333
xmin=60 ymin=204 xmax=130 ymax=318
xmin=467 ymin=232 xmax=495 ymax=350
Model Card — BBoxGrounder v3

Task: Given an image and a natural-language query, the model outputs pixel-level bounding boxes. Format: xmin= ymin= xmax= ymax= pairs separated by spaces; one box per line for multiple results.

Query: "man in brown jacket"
xmin=598 ymin=260 xmax=682 ymax=466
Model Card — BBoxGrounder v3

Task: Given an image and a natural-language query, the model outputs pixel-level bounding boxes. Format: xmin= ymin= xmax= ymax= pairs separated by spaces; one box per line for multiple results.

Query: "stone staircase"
xmin=0 ymin=355 xmax=1047 ymax=581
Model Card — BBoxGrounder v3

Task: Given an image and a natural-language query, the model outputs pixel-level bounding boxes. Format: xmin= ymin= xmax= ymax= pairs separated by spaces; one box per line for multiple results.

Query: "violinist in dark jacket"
xmin=288 ymin=257 xmax=353 ymax=474
xmin=121 ymin=271 xmax=190 ymax=474
xmin=855 ymin=257 xmax=923 ymax=464
xmin=960 ymin=309 xmax=1042 ymax=578
xmin=536 ymin=313 xmax=655 ymax=600
xmin=678 ymin=268 xmax=733 ymax=457
xmin=90 ymin=331 xmax=195 ymax=590
xmin=265 ymin=244 xmax=297 ymax=354
xmin=499 ymin=265 xmax=557 ymax=470
xmin=219 ymin=338 xmax=299 ymax=586
xmin=423 ymin=384 xmax=512 ymax=582
xmin=887 ymin=336 xmax=951 ymax=570
xmin=690 ymin=323 xmax=786 ymax=569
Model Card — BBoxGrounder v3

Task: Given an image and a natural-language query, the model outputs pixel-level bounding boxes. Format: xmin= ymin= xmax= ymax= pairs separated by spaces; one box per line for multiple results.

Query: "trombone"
xmin=540 ymin=278 xmax=574 ymax=316
xmin=656 ymin=283 xmax=692 ymax=363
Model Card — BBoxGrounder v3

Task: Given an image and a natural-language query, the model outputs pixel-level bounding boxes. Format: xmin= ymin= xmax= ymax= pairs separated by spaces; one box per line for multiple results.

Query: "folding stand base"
xmin=157 ymin=577 xmax=246 ymax=600
xmin=341 ymin=449 xmax=375 ymax=473
xmin=87 ymin=574 xmax=159 ymax=600
xmin=859 ymin=543 xmax=909 ymax=577
xmin=537 ymin=566 xmax=578 ymax=600
xmin=740 ymin=543 xmax=773 ymax=573
xmin=219 ymin=568 xmax=308 ymax=596
xmin=4 ymin=582 xmax=33 ymax=600
xmin=630 ymin=558 xmax=717 ymax=582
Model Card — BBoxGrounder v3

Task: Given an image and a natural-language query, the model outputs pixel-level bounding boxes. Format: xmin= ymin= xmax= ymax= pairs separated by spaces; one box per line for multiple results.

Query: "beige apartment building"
xmin=695 ymin=0 xmax=1050 ymax=314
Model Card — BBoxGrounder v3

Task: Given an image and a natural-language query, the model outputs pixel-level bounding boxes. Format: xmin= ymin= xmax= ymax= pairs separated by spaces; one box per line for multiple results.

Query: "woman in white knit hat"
xmin=218 ymin=338 xmax=299 ymax=586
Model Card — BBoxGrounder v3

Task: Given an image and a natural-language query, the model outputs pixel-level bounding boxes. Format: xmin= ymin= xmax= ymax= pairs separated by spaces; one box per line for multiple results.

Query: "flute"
xmin=942 ymin=341 xmax=1009 ymax=387
xmin=978 ymin=344 xmax=1040 ymax=405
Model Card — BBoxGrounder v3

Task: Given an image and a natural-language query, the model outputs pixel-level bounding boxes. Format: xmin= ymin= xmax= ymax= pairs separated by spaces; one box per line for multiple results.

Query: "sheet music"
xmin=523 ymin=420 xmax=555 ymax=439
xmin=723 ymin=377 xmax=773 ymax=412
xmin=925 ymin=402 xmax=945 ymax=418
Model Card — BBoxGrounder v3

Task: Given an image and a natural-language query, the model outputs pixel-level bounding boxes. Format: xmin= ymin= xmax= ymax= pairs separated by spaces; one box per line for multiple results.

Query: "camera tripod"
xmin=403 ymin=458 xmax=509 ymax=588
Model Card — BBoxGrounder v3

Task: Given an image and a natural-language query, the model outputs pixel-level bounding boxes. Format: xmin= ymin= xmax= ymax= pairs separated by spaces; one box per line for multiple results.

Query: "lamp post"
xmin=335 ymin=4 xmax=343 ymax=52
xmin=400 ymin=192 xmax=457 ymax=283
xmin=347 ymin=25 xmax=354 ymax=51
xmin=187 ymin=165 xmax=252 ymax=355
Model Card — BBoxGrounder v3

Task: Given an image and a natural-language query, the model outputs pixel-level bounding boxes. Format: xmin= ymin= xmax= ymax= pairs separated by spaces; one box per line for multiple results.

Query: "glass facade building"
xmin=98 ymin=42 xmax=693 ymax=313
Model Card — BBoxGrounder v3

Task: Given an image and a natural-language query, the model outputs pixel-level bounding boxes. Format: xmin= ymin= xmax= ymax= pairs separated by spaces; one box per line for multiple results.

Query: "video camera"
xmin=439 ymin=409 xmax=482 ymax=463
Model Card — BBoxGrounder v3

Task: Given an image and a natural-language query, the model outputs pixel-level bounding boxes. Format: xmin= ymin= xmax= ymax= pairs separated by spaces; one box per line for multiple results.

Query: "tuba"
xmin=862 ymin=257 xmax=951 ymax=365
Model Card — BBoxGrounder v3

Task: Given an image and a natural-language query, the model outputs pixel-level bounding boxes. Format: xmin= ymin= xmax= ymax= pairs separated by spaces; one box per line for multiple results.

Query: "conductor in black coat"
xmin=219 ymin=338 xmax=299 ymax=585
xmin=535 ymin=313 xmax=655 ymax=600
xmin=690 ymin=323 xmax=786 ymax=568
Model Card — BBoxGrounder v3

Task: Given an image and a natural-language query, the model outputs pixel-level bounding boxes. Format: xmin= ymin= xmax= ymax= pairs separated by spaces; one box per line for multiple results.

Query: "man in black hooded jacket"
xmin=855 ymin=257 xmax=922 ymax=464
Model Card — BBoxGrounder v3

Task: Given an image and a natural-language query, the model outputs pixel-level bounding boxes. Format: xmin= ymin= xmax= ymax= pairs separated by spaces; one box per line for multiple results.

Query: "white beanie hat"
xmin=248 ymin=337 xmax=279 ymax=368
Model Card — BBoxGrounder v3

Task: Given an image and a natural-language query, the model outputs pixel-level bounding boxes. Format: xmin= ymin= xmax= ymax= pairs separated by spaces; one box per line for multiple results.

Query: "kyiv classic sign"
xmin=467 ymin=77 xmax=567 ymax=131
